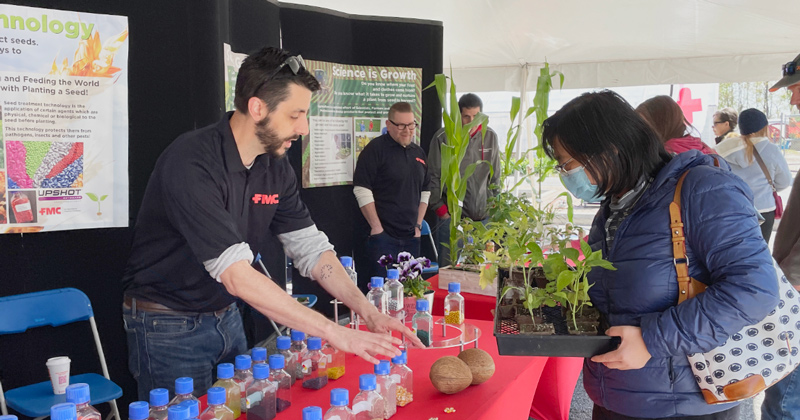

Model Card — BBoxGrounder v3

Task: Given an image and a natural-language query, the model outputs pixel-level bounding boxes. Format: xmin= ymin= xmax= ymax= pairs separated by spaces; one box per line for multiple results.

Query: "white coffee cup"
xmin=46 ymin=356 xmax=71 ymax=394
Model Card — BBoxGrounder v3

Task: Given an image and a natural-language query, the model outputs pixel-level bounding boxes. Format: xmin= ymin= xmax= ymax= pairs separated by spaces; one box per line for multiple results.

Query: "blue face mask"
xmin=560 ymin=166 xmax=602 ymax=202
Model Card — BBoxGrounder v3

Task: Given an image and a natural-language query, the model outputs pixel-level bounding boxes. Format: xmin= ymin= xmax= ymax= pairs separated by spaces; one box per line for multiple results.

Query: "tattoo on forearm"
xmin=321 ymin=264 xmax=334 ymax=281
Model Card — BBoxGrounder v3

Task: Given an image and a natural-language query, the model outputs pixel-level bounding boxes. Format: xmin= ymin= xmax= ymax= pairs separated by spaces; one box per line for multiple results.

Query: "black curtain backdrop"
xmin=280 ymin=4 xmax=443 ymax=304
xmin=0 ymin=1 xmax=441 ymax=417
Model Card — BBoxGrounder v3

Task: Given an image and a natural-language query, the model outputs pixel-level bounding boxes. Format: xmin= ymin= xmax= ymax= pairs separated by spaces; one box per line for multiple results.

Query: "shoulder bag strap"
xmin=752 ymin=147 xmax=777 ymax=192
xmin=671 ymin=163 xmax=717 ymax=304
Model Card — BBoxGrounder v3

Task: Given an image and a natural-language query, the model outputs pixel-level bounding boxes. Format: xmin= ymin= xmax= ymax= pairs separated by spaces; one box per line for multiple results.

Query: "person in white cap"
xmin=762 ymin=52 xmax=800 ymax=420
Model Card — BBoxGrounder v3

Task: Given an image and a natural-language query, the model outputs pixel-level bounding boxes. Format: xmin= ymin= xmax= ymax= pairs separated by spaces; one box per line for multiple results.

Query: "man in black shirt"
xmin=123 ymin=47 xmax=420 ymax=399
xmin=353 ymin=102 xmax=431 ymax=279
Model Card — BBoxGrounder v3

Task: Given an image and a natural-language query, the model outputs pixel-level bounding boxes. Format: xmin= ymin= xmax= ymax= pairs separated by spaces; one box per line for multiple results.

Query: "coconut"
xmin=458 ymin=348 xmax=496 ymax=385
xmin=429 ymin=355 xmax=473 ymax=394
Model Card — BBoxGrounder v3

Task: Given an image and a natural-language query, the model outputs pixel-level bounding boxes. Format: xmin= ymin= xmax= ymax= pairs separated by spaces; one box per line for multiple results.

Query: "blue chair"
xmin=420 ymin=220 xmax=440 ymax=275
xmin=0 ymin=288 xmax=122 ymax=420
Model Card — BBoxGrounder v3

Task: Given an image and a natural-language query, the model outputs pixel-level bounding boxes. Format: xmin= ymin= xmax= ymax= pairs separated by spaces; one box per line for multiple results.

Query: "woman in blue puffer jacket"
xmin=543 ymin=91 xmax=779 ymax=419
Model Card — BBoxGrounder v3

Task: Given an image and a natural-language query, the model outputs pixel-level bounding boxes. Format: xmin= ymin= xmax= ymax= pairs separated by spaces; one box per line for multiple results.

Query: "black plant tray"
xmin=493 ymin=268 xmax=620 ymax=357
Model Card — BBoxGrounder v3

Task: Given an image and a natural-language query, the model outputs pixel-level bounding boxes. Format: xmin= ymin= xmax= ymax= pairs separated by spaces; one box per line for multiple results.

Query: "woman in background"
xmin=712 ymin=107 xmax=738 ymax=144
xmin=636 ymin=95 xmax=715 ymax=155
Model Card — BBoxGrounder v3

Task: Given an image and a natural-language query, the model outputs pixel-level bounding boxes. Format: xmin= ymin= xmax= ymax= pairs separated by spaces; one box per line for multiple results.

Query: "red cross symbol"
xmin=677 ymin=87 xmax=702 ymax=124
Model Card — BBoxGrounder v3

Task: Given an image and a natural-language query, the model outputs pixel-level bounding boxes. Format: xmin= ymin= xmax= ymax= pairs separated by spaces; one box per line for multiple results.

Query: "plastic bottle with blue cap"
xmin=302 ymin=337 xmax=329 ymax=390
xmin=0 ymin=415 xmax=19 ymax=420
xmin=390 ymin=351 xmax=413 ymax=407
xmin=276 ymin=335 xmax=299 ymax=382
xmin=50 ymin=403 xmax=77 ymax=420
xmin=245 ymin=363 xmax=277 ymax=419
xmin=384 ymin=268 xmax=405 ymax=321
xmin=302 ymin=406 xmax=323 ymax=420
xmin=324 ymin=388 xmax=353 ymax=420
xmin=366 ymin=277 xmax=387 ymax=314
xmin=234 ymin=354 xmax=254 ymax=412
xmin=290 ymin=330 xmax=309 ymax=381
xmin=444 ymin=281 xmax=465 ymax=325
xmin=128 ymin=401 xmax=149 ymax=420
xmin=167 ymin=404 xmax=189 ymax=420
xmin=65 ymin=383 xmax=101 ymax=420
xmin=269 ymin=354 xmax=292 ymax=412
xmin=198 ymin=386 xmax=233 ymax=420
xmin=412 ymin=299 xmax=433 ymax=346
xmin=351 ymin=374 xmax=384 ymax=420
xmin=211 ymin=363 xmax=241 ymax=417
xmin=251 ymin=347 xmax=268 ymax=366
xmin=178 ymin=400 xmax=199 ymax=418
xmin=149 ymin=388 xmax=170 ymax=420
xmin=374 ymin=360 xmax=397 ymax=418
xmin=169 ymin=377 xmax=199 ymax=406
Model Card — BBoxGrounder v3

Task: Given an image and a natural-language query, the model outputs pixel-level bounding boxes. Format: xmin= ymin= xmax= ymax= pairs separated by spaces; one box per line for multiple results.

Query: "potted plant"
xmin=379 ymin=252 xmax=434 ymax=322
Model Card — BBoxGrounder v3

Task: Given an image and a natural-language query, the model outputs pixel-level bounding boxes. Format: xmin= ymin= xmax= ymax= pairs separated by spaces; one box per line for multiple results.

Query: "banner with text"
xmin=0 ymin=4 xmax=129 ymax=233
xmin=302 ymin=60 xmax=421 ymax=188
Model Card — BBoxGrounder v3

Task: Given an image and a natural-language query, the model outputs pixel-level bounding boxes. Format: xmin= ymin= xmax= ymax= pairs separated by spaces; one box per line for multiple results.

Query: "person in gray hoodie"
xmin=428 ymin=93 xmax=501 ymax=266
xmin=715 ymin=108 xmax=792 ymax=241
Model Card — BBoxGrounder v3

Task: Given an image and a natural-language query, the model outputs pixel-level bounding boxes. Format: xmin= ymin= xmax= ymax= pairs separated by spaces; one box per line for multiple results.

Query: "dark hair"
xmin=388 ymin=102 xmax=413 ymax=120
xmin=714 ymin=107 xmax=738 ymax=131
xmin=458 ymin=93 xmax=483 ymax=111
xmin=542 ymin=90 xmax=672 ymax=197
xmin=233 ymin=47 xmax=320 ymax=114
xmin=635 ymin=95 xmax=696 ymax=143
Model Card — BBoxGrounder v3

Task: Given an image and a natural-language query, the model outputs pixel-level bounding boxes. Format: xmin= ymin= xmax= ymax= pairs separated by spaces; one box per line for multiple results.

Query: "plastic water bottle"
xmin=352 ymin=374 xmax=384 ymax=420
xmin=252 ymin=347 xmax=268 ymax=366
xmin=390 ymin=351 xmax=413 ymax=407
xmin=302 ymin=406 xmax=323 ymax=420
xmin=269 ymin=354 xmax=292 ymax=413
xmin=302 ymin=337 xmax=328 ymax=390
xmin=444 ymin=282 xmax=465 ymax=325
xmin=290 ymin=330 xmax=309 ymax=381
xmin=50 ymin=403 xmax=77 ymax=420
xmin=374 ymin=361 xmax=397 ymax=418
xmin=322 ymin=339 xmax=345 ymax=380
xmin=167 ymin=404 xmax=189 ymax=420
xmin=324 ymin=388 xmax=353 ymax=420
xmin=234 ymin=354 xmax=254 ymax=413
xmin=198 ymin=387 xmax=234 ymax=420
xmin=340 ymin=256 xmax=359 ymax=327
xmin=412 ymin=299 xmax=433 ymax=347
xmin=0 ymin=415 xmax=18 ymax=420
xmin=212 ymin=363 xmax=241 ymax=417
xmin=65 ymin=383 xmax=101 ymax=420
xmin=384 ymin=269 xmax=404 ymax=320
xmin=276 ymin=336 xmax=299 ymax=382
xmin=128 ymin=402 xmax=149 ymax=420
xmin=178 ymin=400 xmax=199 ymax=418
xmin=245 ymin=364 xmax=277 ymax=420
xmin=366 ymin=277 xmax=387 ymax=314
xmin=149 ymin=388 xmax=170 ymax=420
xmin=169 ymin=377 xmax=199 ymax=406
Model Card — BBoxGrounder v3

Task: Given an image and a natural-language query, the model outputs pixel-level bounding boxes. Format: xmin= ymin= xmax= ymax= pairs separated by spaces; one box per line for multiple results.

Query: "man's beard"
xmin=255 ymin=116 xmax=295 ymax=159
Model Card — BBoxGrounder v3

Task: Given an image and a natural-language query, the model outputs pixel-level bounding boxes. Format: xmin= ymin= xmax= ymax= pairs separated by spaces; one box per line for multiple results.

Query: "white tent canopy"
xmin=283 ymin=0 xmax=800 ymax=91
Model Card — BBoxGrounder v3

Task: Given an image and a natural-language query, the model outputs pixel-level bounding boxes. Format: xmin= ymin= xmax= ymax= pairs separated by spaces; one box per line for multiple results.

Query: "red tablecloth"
xmin=429 ymin=274 xmax=584 ymax=420
xmin=200 ymin=317 xmax=547 ymax=420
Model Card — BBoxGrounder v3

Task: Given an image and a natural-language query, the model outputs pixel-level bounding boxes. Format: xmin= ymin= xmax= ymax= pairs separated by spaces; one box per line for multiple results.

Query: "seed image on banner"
xmin=0 ymin=4 xmax=129 ymax=233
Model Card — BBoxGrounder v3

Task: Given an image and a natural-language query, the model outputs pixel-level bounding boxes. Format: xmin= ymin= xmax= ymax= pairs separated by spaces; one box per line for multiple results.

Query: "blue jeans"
xmin=762 ymin=368 xmax=800 ymax=420
xmin=366 ymin=232 xmax=420 ymax=279
xmin=122 ymin=300 xmax=247 ymax=401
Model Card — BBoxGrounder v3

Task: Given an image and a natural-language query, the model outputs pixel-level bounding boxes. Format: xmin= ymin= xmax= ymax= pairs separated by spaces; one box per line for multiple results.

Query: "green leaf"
xmin=86 ymin=193 xmax=98 ymax=202
xmin=586 ymin=259 xmax=617 ymax=270
xmin=100 ymin=195 xmax=108 ymax=201
xmin=562 ymin=248 xmax=580 ymax=262
xmin=580 ymin=238 xmax=592 ymax=259
xmin=556 ymin=270 xmax=575 ymax=292
xmin=509 ymin=96 xmax=521 ymax=123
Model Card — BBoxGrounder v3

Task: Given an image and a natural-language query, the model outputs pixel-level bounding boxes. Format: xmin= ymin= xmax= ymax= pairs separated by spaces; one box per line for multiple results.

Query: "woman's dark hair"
xmin=542 ymin=90 xmax=672 ymax=197
xmin=635 ymin=95 xmax=696 ymax=143
xmin=234 ymin=47 xmax=320 ymax=114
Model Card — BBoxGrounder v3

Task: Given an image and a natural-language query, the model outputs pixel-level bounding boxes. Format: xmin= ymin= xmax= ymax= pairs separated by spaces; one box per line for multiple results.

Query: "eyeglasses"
xmin=389 ymin=120 xmax=418 ymax=131
xmin=554 ymin=158 xmax=575 ymax=175
xmin=782 ymin=60 xmax=799 ymax=77
xmin=713 ymin=121 xmax=725 ymax=125
xmin=254 ymin=55 xmax=306 ymax=95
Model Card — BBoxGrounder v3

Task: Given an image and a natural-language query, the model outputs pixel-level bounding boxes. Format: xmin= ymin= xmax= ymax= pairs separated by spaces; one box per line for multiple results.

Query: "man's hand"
xmin=325 ymin=325 xmax=403 ymax=364
xmin=440 ymin=213 xmax=450 ymax=220
xmin=794 ymin=284 xmax=800 ymax=292
xmin=370 ymin=227 xmax=384 ymax=236
xmin=414 ymin=226 xmax=421 ymax=238
xmin=590 ymin=326 xmax=651 ymax=370
xmin=362 ymin=310 xmax=425 ymax=348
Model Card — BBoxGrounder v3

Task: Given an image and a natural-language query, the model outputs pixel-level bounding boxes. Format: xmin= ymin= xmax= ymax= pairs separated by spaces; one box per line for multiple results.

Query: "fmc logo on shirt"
xmin=252 ymin=193 xmax=280 ymax=205
xmin=415 ymin=157 xmax=426 ymax=166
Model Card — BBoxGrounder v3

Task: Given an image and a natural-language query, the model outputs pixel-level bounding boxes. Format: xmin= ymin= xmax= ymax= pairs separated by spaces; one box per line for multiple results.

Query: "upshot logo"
xmin=38 ymin=189 xmax=82 ymax=200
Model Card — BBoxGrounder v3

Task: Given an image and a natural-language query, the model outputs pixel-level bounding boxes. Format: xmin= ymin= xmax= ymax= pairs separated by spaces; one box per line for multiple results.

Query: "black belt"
xmin=124 ymin=295 xmax=233 ymax=316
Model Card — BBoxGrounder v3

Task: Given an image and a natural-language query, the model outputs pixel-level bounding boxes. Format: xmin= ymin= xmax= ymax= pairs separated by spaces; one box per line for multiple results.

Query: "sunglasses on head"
xmin=254 ymin=55 xmax=306 ymax=94
xmin=782 ymin=60 xmax=799 ymax=77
